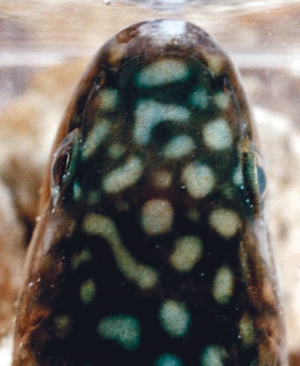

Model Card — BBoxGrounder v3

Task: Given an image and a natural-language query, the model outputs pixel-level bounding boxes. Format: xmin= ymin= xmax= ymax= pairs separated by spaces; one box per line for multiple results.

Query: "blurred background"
xmin=0 ymin=0 xmax=300 ymax=364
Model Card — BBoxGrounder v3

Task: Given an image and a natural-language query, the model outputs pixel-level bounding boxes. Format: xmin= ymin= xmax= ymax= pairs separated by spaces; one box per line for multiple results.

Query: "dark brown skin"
xmin=13 ymin=19 xmax=287 ymax=366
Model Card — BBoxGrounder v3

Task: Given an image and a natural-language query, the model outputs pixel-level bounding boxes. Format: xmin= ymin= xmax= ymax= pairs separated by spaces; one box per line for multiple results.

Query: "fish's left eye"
xmin=51 ymin=128 xmax=79 ymax=207
xmin=256 ymin=164 xmax=267 ymax=200
xmin=242 ymin=141 xmax=267 ymax=216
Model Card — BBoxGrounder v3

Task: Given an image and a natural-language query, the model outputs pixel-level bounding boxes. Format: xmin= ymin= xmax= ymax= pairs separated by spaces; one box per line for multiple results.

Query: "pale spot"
xmin=54 ymin=314 xmax=72 ymax=338
xmin=190 ymin=88 xmax=209 ymax=109
xmin=108 ymin=40 xmax=127 ymax=66
xmin=102 ymin=156 xmax=143 ymax=193
xmin=82 ymin=214 xmax=159 ymax=289
xmin=73 ymin=181 xmax=82 ymax=201
xmin=163 ymin=135 xmax=194 ymax=159
xmin=212 ymin=265 xmax=234 ymax=305
xmin=239 ymin=313 xmax=256 ymax=346
xmin=155 ymin=353 xmax=183 ymax=366
xmin=233 ymin=166 xmax=244 ymax=187
xmin=139 ymin=20 xmax=186 ymax=45
xmin=152 ymin=171 xmax=172 ymax=189
xmin=203 ymin=119 xmax=232 ymax=150
xmin=137 ymin=59 xmax=189 ymax=87
xmin=169 ymin=236 xmax=202 ymax=272
xmin=134 ymin=100 xmax=190 ymax=145
xmin=82 ymin=119 xmax=111 ymax=158
xmin=159 ymin=300 xmax=191 ymax=338
xmin=182 ymin=163 xmax=215 ymax=199
xmin=214 ymin=92 xmax=231 ymax=109
xmin=97 ymin=315 xmax=140 ymax=351
xmin=99 ymin=88 xmax=119 ymax=111
xmin=108 ymin=143 xmax=126 ymax=159
xmin=141 ymin=199 xmax=174 ymax=235
xmin=134 ymin=266 xmax=159 ymax=290
xmin=200 ymin=345 xmax=227 ymax=366
xmin=209 ymin=208 xmax=240 ymax=238
xmin=82 ymin=214 xmax=121 ymax=242
xmin=80 ymin=278 xmax=96 ymax=305
xmin=206 ymin=54 xmax=224 ymax=76
xmin=71 ymin=248 xmax=93 ymax=270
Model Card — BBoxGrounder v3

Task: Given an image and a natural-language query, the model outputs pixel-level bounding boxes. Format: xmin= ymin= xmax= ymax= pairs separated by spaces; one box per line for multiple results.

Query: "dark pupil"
xmin=52 ymin=148 xmax=71 ymax=188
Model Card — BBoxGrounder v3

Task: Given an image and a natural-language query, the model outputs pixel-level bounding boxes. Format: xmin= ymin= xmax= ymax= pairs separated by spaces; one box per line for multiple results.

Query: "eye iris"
xmin=256 ymin=165 xmax=266 ymax=198
xmin=252 ymin=143 xmax=267 ymax=199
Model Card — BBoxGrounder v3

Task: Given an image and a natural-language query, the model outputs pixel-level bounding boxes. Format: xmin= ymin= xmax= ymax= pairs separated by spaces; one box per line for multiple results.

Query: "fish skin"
xmin=12 ymin=19 xmax=287 ymax=366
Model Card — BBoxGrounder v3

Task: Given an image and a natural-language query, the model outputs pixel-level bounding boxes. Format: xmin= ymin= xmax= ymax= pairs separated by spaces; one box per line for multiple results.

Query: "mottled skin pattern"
xmin=13 ymin=20 xmax=287 ymax=365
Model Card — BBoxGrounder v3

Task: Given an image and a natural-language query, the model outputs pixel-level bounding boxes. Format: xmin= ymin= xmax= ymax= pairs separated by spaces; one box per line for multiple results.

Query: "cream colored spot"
xmin=134 ymin=100 xmax=190 ymax=145
xmin=212 ymin=265 xmax=234 ymax=305
xmin=71 ymin=248 xmax=93 ymax=270
xmin=73 ymin=181 xmax=82 ymax=201
xmin=239 ymin=313 xmax=255 ymax=346
xmin=163 ymin=135 xmax=194 ymax=159
xmin=233 ymin=166 xmax=244 ymax=187
xmin=182 ymin=163 xmax=215 ymax=199
xmin=80 ymin=278 xmax=96 ymax=305
xmin=159 ymin=300 xmax=191 ymax=338
xmin=209 ymin=208 xmax=240 ymax=238
xmin=206 ymin=54 xmax=224 ymax=76
xmin=82 ymin=214 xmax=158 ymax=289
xmin=108 ymin=143 xmax=126 ymax=159
xmin=203 ymin=119 xmax=232 ymax=150
xmin=152 ymin=171 xmax=172 ymax=189
xmin=54 ymin=314 xmax=72 ymax=338
xmin=137 ymin=59 xmax=189 ymax=87
xmin=82 ymin=119 xmax=111 ymax=159
xmin=102 ymin=156 xmax=143 ymax=193
xmin=169 ymin=236 xmax=202 ymax=272
xmin=200 ymin=345 xmax=227 ymax=366
xmin=97 ymin=315 xmax=140 ymax=351
xmin=83 ymin=214 xmax=121 ymax=241
xmin=155 ymin=353 xmax=183 ymax=366
xmin=190 ymin=88 xmax=209 ymax=109
xmin=214 ymin=92 xmax=230 ymax=109
xmin=99 ymin=88 xmax=119 ymax=111
xmin=108 ymin=40 xmax=127 ymax=66
xmin=141 ymin=199 xmax=174 ymax=235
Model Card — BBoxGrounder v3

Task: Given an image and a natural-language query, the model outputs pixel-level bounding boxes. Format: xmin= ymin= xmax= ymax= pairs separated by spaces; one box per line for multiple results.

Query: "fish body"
xmin=13 ymin=19 xmax=286 ymax=365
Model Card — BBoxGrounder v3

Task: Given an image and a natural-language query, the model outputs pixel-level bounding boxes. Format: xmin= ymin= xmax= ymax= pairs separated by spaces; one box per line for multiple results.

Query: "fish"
xmin=12 ymin=19 xmax=287 ymax=365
